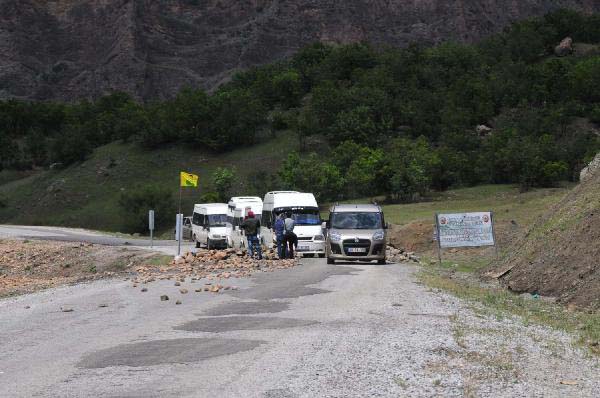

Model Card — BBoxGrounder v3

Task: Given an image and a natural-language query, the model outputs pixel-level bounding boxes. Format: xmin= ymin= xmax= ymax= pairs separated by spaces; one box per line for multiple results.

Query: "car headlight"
xmin=329 ymin=231 xmax=342 ymax=242
xmin=372 ymin=230 xmax=385 ymax=241
xmin=313 ymin=234 xmax=325 ymax=241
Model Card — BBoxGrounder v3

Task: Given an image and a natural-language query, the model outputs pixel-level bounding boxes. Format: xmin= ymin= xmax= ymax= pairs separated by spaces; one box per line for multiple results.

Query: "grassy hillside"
xmin=376 ymin=184 xmax=571 ymax=226
xmin=488 ymin=155 xmax=600 ymax=309
xmin=0 ymin=133 xmax=297 ymax=232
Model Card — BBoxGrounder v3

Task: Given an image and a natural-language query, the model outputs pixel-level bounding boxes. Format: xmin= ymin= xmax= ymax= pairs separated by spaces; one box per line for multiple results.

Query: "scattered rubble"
xmin=128 ymin=248 xmax=299 ymax=294
xmin=160 ymin=295 xmax=169 ymax=301
xmin=386 ymin=246 xmax=421 ymax=264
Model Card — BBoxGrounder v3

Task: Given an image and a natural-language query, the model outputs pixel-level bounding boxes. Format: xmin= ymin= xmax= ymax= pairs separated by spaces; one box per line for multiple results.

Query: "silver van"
xmin=323 ymin=204 xmax=387 ymax=264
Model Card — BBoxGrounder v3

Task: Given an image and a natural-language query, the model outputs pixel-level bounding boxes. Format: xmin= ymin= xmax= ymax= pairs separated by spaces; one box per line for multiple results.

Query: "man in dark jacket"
xmin=241 ymin=211 xmax=262 ymax=260
xmin=274 ymin=213 xmax=286 ymax=259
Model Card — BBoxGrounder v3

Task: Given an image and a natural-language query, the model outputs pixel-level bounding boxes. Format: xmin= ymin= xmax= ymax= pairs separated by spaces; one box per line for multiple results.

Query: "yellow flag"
xmin=180 ymin=172 xmax=198 ymax=187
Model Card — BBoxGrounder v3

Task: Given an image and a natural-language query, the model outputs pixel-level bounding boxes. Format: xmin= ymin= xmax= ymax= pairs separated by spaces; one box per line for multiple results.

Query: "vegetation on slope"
xmin=1 ymin=9 xmax=600 ymax=232
xmin=0 ymin=135 xmax=296 ymax=232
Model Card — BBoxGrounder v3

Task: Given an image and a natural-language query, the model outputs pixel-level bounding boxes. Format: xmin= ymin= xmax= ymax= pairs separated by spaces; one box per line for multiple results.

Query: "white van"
xmin=192 ymin=203 xmax=229 ymax=249
xmin=227 ymin=196 xmax=263 ymax=249
xmin=260 ymin=191 xmax=325 ymax=257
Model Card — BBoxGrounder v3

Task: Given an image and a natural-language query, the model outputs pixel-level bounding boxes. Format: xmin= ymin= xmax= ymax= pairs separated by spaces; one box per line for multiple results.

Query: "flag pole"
xmin=177 ymin=179 xmax=182 ymax=257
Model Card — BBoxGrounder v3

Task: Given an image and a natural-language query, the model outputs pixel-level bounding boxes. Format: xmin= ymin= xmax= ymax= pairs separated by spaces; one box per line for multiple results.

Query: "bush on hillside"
xmin=279 ymin=152 xmax=344 ymax=202
xmin=118 ymin=185 xmax=174 ymax=233
xmin=212 ymin=167 xmax=237 ymax=202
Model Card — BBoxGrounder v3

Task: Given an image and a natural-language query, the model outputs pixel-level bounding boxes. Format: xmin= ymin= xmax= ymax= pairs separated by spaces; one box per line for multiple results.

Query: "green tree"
xmin=331 ymin=141 xmax=385 ymax=198
xmin=212 ymin=167 xmax=237 ymax=202
xmin=279 ymin=152 xmax=344 ymax=202
xmin=118 ymin=185 xmax=174 ymax=233
xmin=571 ymin=57 xmax=600 ymax=103
xmin=383 ymin=138 xmax=437 ymax=202
xmin=49 ymin=125 xmax=91 ymax=165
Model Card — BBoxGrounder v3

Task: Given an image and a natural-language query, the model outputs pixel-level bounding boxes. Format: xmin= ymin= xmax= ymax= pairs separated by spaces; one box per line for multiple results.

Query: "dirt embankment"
xmin=486 ymin=154 xmax=600 ymax=309
xmin=0 ymin=239 xmax=301 ymax=298
xmin=0 ymin=240 xmax=153 ymax=297
xmin=388 ymin=218 xmax=523 ymax=262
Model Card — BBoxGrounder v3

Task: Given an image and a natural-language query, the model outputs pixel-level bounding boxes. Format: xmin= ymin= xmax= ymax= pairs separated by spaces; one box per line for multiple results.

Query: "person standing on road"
xmin=274 ymin=213 xmax=287 ymax=259
xmin=241 ymin=211 xmax=262 ymax=260
xmin=283 ymin=211 xmax=297 ymax=259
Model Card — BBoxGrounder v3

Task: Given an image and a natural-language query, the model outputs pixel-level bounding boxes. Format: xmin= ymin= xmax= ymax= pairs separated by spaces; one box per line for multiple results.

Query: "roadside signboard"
xmin=436 ymin=212 xmax=495 ymax=248
xmin=434 ymin=211 xmax=497 ymax=264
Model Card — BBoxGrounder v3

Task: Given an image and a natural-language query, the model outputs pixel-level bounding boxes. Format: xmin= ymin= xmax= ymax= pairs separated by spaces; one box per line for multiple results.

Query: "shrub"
xmin=212 ymin=167 xmax=237 ymax=202
xmin=118 ymin=185 xmax=174 ymax=233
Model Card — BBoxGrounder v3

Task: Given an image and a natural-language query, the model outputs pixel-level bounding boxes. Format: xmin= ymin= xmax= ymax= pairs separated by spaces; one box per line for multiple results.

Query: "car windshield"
xmin=292 ymin=209 xmax=321 ymax=226
xmin=330 ymin=212 xmax=383 ymax=229
xmin=208 ymin=214 xmax=227 ymax=227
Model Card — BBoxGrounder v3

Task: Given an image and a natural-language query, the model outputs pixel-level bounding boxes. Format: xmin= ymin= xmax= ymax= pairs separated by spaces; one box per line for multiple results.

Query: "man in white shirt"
xmin=283 ymin=212 xmax=297 ymax=258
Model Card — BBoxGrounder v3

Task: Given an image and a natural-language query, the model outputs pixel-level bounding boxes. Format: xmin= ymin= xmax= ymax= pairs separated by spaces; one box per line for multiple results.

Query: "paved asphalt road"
xmin=1 ymin=227 xmax=599 ymax=397
xmin=0 ymin=257 xmax=440 ymax=398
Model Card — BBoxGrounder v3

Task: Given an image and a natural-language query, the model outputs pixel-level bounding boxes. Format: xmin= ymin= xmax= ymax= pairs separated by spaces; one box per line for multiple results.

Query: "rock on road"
xmin=1 ymin=257 xmax=599 ymax=397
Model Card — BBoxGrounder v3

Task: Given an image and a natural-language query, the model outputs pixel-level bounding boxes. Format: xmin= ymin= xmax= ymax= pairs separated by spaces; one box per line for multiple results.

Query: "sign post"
xmin=490 ymin=211 xmax=499 ymax=260
xmin=434 ymin=214 xmax=442 ymax=266
xmin=177 ymin=171 xmax=199 ymax=258
xmin=176 ymin=213 xmax=183 ymax=256
xmin=148 ymin=210 xmax=155 ymax=248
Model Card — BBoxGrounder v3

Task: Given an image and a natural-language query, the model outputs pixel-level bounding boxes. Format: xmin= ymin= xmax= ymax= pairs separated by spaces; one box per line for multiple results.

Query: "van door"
xmin=261 ymin=210 xmax=274 ymax=249
xmin=198 ymin=212 xmax=208 ymax=244
xmin=192 ymin=212 xmax=202 ymax=246
xmin=226 ymin=208 xmax=234 ymax=248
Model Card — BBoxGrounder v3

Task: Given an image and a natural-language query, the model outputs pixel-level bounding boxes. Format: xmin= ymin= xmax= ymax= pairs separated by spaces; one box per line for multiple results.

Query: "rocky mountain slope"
xmin=487 ymin=153 xmax=600 ymax=309
xmin=1 ymin=0 xmax=599 ymax=100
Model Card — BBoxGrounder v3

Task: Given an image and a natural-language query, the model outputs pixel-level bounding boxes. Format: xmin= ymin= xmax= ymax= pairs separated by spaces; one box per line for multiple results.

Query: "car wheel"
xmin=327 ymin=257 xmax=335 ymax=264
xmin=377 ymin=259 xmax=386 ymax=265
xmin=194 ymin=236 xmax=201 ymax=249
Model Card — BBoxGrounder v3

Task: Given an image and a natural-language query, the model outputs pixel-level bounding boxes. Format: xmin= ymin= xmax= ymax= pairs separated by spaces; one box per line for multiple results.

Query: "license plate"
xmin=348 ymin=247 xmax=367 ymax=253
xmin=297 ymin=246 xmax=310 ymax=251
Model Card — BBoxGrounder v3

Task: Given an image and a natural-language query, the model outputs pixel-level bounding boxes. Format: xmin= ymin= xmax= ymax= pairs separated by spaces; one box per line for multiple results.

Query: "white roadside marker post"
xmin=149 ymin=210 xmax=155 ymax=248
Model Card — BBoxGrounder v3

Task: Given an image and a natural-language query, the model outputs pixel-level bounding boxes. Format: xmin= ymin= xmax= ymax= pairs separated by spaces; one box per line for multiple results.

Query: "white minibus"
xmin=227 ymin=196 xmax=263 ymax=249
xmin=192 ymin=203 xmax=229 ymax=249
xmin=260 ymin=191 xmax=325 ymax=257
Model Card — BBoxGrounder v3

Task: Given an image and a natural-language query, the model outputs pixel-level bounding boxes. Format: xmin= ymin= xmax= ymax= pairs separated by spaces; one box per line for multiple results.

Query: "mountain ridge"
xmin=1 ymin=0 xmax=599 ymax=101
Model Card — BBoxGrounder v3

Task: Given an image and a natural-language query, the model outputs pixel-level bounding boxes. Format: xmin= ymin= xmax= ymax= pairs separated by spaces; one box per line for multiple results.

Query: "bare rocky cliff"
xmin=1 ymin=0 xmax=599 ymax=101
